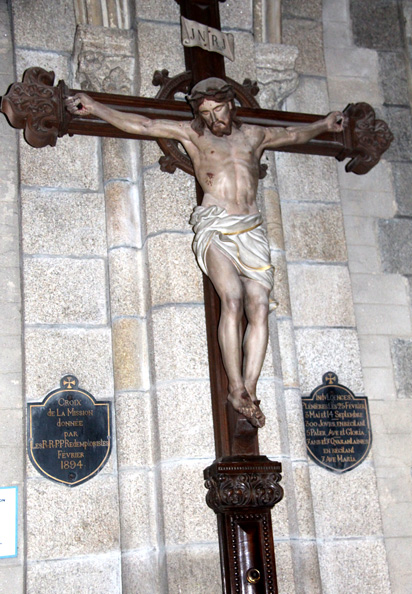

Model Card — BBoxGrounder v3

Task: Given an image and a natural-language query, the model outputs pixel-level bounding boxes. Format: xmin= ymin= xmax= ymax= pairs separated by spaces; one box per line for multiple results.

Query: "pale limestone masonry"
xmin=324 ymin=0 xmax=412 ymax=592
xmin=0 ymin=4 xmax=24 ymax=593
xmin=0 ymin=0 xmax=411 ymax=592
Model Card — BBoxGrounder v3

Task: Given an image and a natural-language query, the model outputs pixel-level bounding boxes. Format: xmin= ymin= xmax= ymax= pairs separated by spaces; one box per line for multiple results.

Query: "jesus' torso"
xmin=181 ymin=123 xmax=266 ymax=215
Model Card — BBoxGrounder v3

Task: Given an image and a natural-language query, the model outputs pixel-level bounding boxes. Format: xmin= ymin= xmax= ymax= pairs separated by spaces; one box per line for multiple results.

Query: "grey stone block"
xmin=0 ymin=335 xmax=22 ymax=376
xmin=147 ymin=233 xmax=203 ymax=307
xmin=379 ymin=218 xmax=412 ymax=274
xmin=21 ymin=189 xmax=107 ymax=256
xmin=225 ymin=31 xmax=257 ymax=82
xmin=350 ymin=0 xmax=403 ymax=50
xmin=327 ymin=76 xmax=383 ymax=110
xmin=347 ymin=244 xmax=381 ymax=274
xmin=166 ymin=544 xmax=221 ymax=594
xmin=102 ymin=137 xmax=139 ymax=182
xmin=283 ymin=388 xmax=307 ymax=460
xmin=0 ymin=302 xmax=21 ymax=335
xmin=392 ymin=162 xmax=412 ymax=217
xmin=119 ymin=470 xmax=157 ymax=550
xmin=385 ymin=537 xmax=412 ymax=594
xmin=151 ymin=305 xmax=209 ymax=382
xmin=26 ymin=476 xmax=120 ymax=560
xmin=112 ymin=317 xmax=150 ymax=392
xmin=272 ymin=542 xmax=296 ymax=594
xmin=0 ymin=268 xmax=21 ymax=304
xmin=344 ymin=215 xmax=377 ymax=247
xmin=115 ymin=392 xmax=152 ymax=468
xmin=15 ymin=49 xmax=70 ymax=83
xmin=12 ymin=0 xmax=76 ymax=52
xmin=105 ymin=181 xmax=142 ymax=249
xmin=284 ymin=76 xmax=330 ymax=115
xmin=391 ymin=339 xmax=412 ymax=398
xmin=282 ymin=203 xmax=347 ymax=262
xmin=272 ymin=252 xmax=292 ymax=317
xmin=358 ymin=335 xmax=393 ymax=368
xmin=26 ymin=553 xmax=121 ymax=594
xmin=379 ymin=51 xmax=410 ymax=105
xmin=0 ymin=565 xmax=23 ymax=594
xmin=276 ymin=153 xmax=340 ymax=202
xmin=156 ymin=381 xmax=214 ymax=461
xmin=138 ymin=22 xmax=185 ymax=98
xmin=0 ymin=445 xmax=23 ymax=484
xmin=295 ymin=328 xmax=363 ymax=395
xmin=340 ymin=187 xmax=395 ymax=219
xmin=220 ymin=0 xmax=253 ymax=30
xmin=288 ymin=264 xmax=356 ymax=327
xmin=351 ymin=273 xmax=409 ymax=306
xmin=143 ymin=168 xmax=196 ymax=236
xmin=310 ymin=465 xmax=383 ymax=537
xmin=323 ymin=21 xmax=353 ymax=49
xmin=383 ymin=106 xmax=412 ymax=162
xmin=109 ymin=248 xmax=148 ymax=318
xmin=325 ymin=47 xmax=380 ymax=79
xmin=282 ymin=0 xmax=322 ymax=20
xmin=134 ymin=0 xmax=180 ymax=22
xmin=0 ymin=371 xmax=23 ymax=408
xmin=338 ymin=158 xmax=393 ymax=193
xmin=24 ymin=257 xmax=107 ymax=325
xmin=291 ymin=462 xmax=317 ymax=537
xmin=0 ymin=409 xmax=23 ymax=446
xmin=282 ymin=19 xmax=325 ymax=75
xmin=20 ymin=135 xmax=100 ymax=191
xmin=355 ymin=303 xmax=412 ymax=336
xmin=277 ymin=318 xmax=300 ymax=388
xmin=323 ymin=0 xmax=350 ymax=22
xmin=161 ymin=460 xmax=217 ymax=545
xmin=24 ymin=327 xmax=113 ymax=401
xmin=318 ymin=539 xmax=391 ymax=593
xmin=122 ymin=549 xmax=162 ymax=594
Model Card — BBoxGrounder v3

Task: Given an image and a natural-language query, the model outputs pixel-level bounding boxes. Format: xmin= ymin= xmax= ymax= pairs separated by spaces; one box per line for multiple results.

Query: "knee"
xmin=248 ymin=300 xmax=269 ymax=324
xmin=221 ymin=294 xmax=243 ymax=318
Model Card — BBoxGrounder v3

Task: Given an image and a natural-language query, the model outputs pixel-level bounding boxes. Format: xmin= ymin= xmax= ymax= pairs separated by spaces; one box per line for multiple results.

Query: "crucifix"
xmin=1 ymin=1 xmax=393 ymax=592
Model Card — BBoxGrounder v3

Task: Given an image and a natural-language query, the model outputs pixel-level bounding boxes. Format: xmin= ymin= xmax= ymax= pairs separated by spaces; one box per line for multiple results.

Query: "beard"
xmin=208 ymin=119 xmax=232 ymax=137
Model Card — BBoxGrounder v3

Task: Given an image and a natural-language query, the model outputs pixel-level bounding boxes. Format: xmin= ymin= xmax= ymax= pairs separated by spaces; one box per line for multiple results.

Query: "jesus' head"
xmin=187 ymin=77 xmax=241 ymax=137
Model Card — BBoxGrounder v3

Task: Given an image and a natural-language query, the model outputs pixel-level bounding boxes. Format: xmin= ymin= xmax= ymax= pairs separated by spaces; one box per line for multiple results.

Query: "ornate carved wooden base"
xmin=204 ymin=456 xmax=284 ymax=593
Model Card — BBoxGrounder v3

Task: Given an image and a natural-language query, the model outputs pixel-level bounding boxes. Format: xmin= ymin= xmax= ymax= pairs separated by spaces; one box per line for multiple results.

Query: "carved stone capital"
xmin=255 ymin=43 xmax=299 ymax=109
xmin=1 ymin=67 xmax=71 ymax=148
xmin=204 ymin=456 xmax=283 ymax=514
xmin=73 ymin=25 xmax=135 ymax=94
xmin=340 ymin=102 xmax=394 ymax=174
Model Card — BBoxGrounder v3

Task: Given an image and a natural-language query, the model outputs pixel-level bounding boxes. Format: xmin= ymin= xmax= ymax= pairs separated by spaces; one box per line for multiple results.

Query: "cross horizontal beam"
xmin=1 ymin=68 xmax=394 ymax=175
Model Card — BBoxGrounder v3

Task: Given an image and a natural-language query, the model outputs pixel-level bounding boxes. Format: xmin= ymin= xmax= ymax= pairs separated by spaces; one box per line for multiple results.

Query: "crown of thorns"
xmin=187 ymin=77 xmax=236 ymax=106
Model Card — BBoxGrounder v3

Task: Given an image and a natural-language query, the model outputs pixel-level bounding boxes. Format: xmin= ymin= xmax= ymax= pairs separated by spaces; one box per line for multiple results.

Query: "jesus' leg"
xmin=205 ymin=243 xmax=265 ymax=427
xmin=241 ymin=278 xmax=270 ymax=402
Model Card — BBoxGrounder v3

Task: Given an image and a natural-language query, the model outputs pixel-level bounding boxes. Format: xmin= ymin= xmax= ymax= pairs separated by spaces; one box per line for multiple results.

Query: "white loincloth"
xmin=190 ymin=205 xmax=274 ymax=291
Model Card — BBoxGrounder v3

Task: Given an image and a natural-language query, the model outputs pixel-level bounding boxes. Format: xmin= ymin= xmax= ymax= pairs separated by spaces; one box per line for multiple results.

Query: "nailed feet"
xmin=228 ymin=387 xmax=266 ymax=428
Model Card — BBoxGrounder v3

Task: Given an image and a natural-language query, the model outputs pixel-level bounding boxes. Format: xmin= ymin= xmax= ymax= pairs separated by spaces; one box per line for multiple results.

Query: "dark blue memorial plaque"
xmin=27 ymin=375 xmax=112 ymax=487
xmin=302 ymin=372 xmax=372 ymax=473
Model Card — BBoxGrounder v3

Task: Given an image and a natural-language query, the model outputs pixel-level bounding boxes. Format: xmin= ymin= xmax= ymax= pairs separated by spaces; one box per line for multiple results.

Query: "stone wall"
xmin=1 ymin=0 xmax=411 ymax=592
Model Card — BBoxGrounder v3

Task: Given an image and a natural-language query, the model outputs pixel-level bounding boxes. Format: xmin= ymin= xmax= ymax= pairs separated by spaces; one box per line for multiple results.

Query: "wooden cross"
xmin=1 ymin=1 xmax=393 ymax=592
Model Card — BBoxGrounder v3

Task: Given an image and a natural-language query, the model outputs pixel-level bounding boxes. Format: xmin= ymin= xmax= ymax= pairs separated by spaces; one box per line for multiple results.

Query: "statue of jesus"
xmin=66 ymin=78 xmax=344 ymax=428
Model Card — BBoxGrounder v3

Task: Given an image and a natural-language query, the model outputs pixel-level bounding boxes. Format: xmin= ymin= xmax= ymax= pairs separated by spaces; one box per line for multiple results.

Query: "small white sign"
xmin=0 ymin=487 xmax=18 ymax=558
xmin=181 ymin=16 xmax=235 ymax=62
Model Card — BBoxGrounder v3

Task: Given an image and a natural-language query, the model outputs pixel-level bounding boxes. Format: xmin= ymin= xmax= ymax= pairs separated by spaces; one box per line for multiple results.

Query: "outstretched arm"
xmin=260 ymin=111 xmax=345 ymax=151
xmin=65 ymin=92 xmax=190 ymax=142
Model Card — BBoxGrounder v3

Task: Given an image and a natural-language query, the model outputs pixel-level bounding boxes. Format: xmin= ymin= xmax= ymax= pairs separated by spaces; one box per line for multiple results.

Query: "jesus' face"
xmin=198 ymin=98 xmax=233 ymax=137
